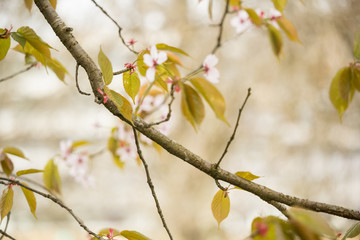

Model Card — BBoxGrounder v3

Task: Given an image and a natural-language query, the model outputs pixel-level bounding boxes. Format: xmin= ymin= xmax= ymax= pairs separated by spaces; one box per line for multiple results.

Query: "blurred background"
xmin=0 ymin=0 xmax=359 ymax=239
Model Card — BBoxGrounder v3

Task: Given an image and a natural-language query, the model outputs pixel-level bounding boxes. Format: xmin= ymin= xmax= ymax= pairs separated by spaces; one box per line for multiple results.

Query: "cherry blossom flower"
xmin=127 ymin=38 xmax=137 ymax=46
xmin=143 ymin=45 xmax=167 ymax=82
xmin=124 ymin=62 xmax=136 ymax=74
xmin=230 ymin=10 xmax=252 ymax=34
xmin=203 ymin=54 xmax=220 ymax=83
xmin=268 ymin=8 xmax=282 ymax=29
xmin=60 ymin=140 xmax=73 ymax=159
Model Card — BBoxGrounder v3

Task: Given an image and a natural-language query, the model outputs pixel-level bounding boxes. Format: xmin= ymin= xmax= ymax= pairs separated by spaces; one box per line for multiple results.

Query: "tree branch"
xmin=0 ymin=178 xmax=104 ymax=240
xmin=132 ymin=127 xmax=173 ymax=240
xmin=0 ymin=64 xmax=35 ymax=83
xmin=211 ymin=0 xmax=230 ymax=54
xmin=34 ymin=0 xmax=360 ymax=221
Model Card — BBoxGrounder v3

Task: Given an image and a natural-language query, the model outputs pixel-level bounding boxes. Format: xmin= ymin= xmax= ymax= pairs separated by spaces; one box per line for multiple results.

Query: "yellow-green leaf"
xmin=288 ymin=207 xmax=336 ymax=238
xmin=0 ymin=187 xmax=13 ymax=222
xmin=11 ymin=33 xmax=27 ymax=49
xmin=98 ymin=228 xmax=121 ymax=237
xmin=208 ymin=0 xmax=213 ymax=20
xmin=47 ymin=57 xmax=68 ymax=82
xmin=211 ymin=190 xmax=230 ymax=228
xmin=120 ymin=230 xmax=152 ymax=240
xmin=354 ymin=30 xmax=360 ymax=61
xmin=2 ymin=146 xmax=27 ymax=159
xmin=227 ymin=0 xmax=241 ymax=8
xmin=43 ymin=159 xmax=61 ymax=194
xmin=24 ymin=0 xmax=33 ymax=11
xmin=352 ymin=66 xmax=360 ymax=91
xmin=0 ymin=35 xmax=11 ymax=61
xmin=72 ymin=140 xmax=90 ymax=149
xmin=190 ymin=77 xmax=228 ymax=124
xmin=342 ymin=222 xmax=360 ymax=239
xmin=267 ymin=24 xmax=283 ymax=58
xmin=123 ymin=71 xmax=140 ymax=104
xmin=104 ymin=87 xmax=133 ymax=122
xmin=272 ymin=0 xmax=287 ymax=13
xmin=181 ymin=83 xmax=205 ymax=130
xmin=235 ymin=171 xmax=260 ymax=190
xmin=17 ymin=26 xmax=52 ymax=59
xmin=276 ymin=17 xmax=300 ymax=43
xmin=156 ymin=43 xmax=189 ymax=57
xmin=329 ymin=67 xmax=354 ymax=120
xmin=16 ymin=169 xmax=44 ymax=176
xmin=244 ymin=8 xmax=262 ymax=26
xmin=0 ymin=153 xmax=14 ymax=177
xmin=98 ymin=46 xmax=113 ymax=85
xmin=49 ymin=0 xmax=57 ymax=9
xmin=20 ymin=182 xmax=37 ymax=219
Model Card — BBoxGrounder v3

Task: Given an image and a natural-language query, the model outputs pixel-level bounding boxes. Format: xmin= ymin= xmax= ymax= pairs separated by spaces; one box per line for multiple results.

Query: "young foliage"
xmin=98 ymin=47 xmax=113 ymax=85
xmin=43 ymin=159 xmax=62 ymax=194
xmin=235 ymin=171 xmax=260 ymax=190
xmin=0 ymin=153 xmax=14 ymax=177
xmin=211 ymin=189 xmax=230 ymax=228
xmin=251 ymin=216 xmax=294 ymax=240
xmin=180 ymin=83 xmax=205 ymax=130
xmin=329 ymin=67 xmax=355 ymax=120
xmin=342 ymin=222 xmax=360 ymax=240
xmin=0 ymin=29 xmax=11 ymax=61
xmin=267 ymin=23 xmax=283 ymax=58
xmin=244 ymin=8 xmax=262 ymax=26
xmin=271 ymin=0 xmax=287 ymax=13
xmin=17 ymin=169 xmax=44 ymax=176
xmin=104 ymin=87 xmax=133 ymax=122
xmin=156 ymin=43 xmax=189 ymax=57
xmin=354 ymin=30 xmax=360 ymax=61
xmin=24 ymin=0 xmax=33 ymax=11
xmin=107 ymin=129 xmax=125 ymax=169
xmin=2 ymin=146 xmax=28 ymax=159
xmin=123 ymin=71 xmax=140 ymax=104
xmin=20 ymin=182 xmax=37 ymax=219
xmin=190 ymin=77 xmax=228 ymax=124
xmin=120 ymin=230 xmax=152 ymax=240
xmin=0 ymin=187 xmax=13 ymax=222
xmin=276 ymin=17 xmax=301 ymax=43
xmin=16 ymin=26 xmax=52 ymax=59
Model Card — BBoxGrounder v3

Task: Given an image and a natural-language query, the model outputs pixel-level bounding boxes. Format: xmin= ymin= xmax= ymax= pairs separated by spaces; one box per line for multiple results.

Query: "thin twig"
xmin=90 ymin=0 xmax=138 ymax=54
xmin=0 ymin=178 xmax=104 ymax=240
xmin=0 ymin=212 xmax=11 ymax=240
xmin=131 ymin=127 xmax=173 ymax=240
xmin=146 ymin=84 xmax=176 ymax=127
xmin=211 ymin=0 xmax=230 ymax=54
xmin=75 ymin=63 xmax=91 ymax=96
xmin=215 ymin=179 xmax=227 ymax=191
xmin=0 ymin=230 xmax=15 ymax=240
xmin=215 ymin=88 xmax=251 ymax=169
xmin=0 ymin=64 xmax=35 ymax=83
xmin=113 ymin=67 xmax=131 ymax=76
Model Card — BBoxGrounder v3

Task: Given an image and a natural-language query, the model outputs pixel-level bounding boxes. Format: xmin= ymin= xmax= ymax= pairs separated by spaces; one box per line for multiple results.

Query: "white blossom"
xmin=143 ymin=45 xmax=167 ymax=82
xmin=203 ymin=54 xmax=220 ymax=83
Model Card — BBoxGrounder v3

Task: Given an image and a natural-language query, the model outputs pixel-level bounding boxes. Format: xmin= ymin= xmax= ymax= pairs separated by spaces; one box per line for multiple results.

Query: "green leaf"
xmin=227 ymin=0 xmax=241 ymax=8
xmin=123 ymin=71 xmax=140 ymax=104
xmin=272 ymin=0 xmax=287 ymax=13
xmin=20 ymin=182 xmax=37 ymax=219
xmin=120 ymin=230 xmax=152 ymax=240
xmin=329 ymin=67 xmax=354 ymax=120
xmin=190 ymin=77 xmax=228 ymax=124
xmin=267 ymin=23 xmax=283 ymax=58
xmin=98 ymin=228 xmax=121 ymax=237
xmin=156 ymin=43 xmax=189 ymax=57
xmin=276 ymin=17 xmax=301 ymax=43
xmin=354 ymin=30 xmax=360 ymax=61
xmin=107 ymin=135 xmax=125 ymax=169
xmin=17 ymin=26 xmax=52 ymax=59
xmin=244 ymin=8 xmax=262 ymax=26
xmin=180 ymin=83 xmax=205 ymax=130
xmin=72 ymin=140 xmax=90 ymax=149
xmin=16 ymin=169 xmax=44 ymax=176
xmin=352 ymin=66 xmax=360 ymax=91
xmin=342 ymin=222 xmax=360 ymax=239
xmin=211 ymin=190 xmax=230 ymax=228
xmin=11 ymin=32 xmax=26 ymax=49
xmin=0 ymin=35 xmax=11 ymax=62
xmin=104 ymin=87 xmax=133 ymax=122
xmin=2 ymin=146 xmax=28 ymax=159
xmin=0 ymin=153 xmax=14 ymax=177
xmin=43 ymin=159 xmax=61 ymax=194
xmin=0 ymin=187 xmax=13 ymax=222
xmin=24 ymin=0 xmax=33 ymax=11
xmin=98 ymin=46 xmax=113 ymax=85
xmin=288 ymin=207 xmax=336 ymax=238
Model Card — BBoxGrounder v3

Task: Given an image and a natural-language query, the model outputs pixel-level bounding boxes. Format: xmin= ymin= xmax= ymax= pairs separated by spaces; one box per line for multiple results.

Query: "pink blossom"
xmin=268 ymin=8 xmax=282 ymax=29
xmin=143 ymin=45 xmax=167 ymax=82
xmin=97 ymin=88 xmax=109 ymax=104
xmin=203 ymin=54 xmax=220 ymax=83
xmin=60 ymin=140 xmax=73 ymax=159
xmin=127 ymin=38 xmax=137 ymax=46
xmin=230 ymin=10 xmax=252 ymax=34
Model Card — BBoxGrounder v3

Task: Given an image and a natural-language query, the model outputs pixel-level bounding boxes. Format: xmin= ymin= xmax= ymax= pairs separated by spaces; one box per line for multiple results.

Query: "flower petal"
xmin=146 ymin=67 xmax=156 ymax=82
xmin=157 ymin=51 xmax=168 ymax=64
xmin=143 ymin=54 xmax=154 ymax=67
xmin=203 ymin=54 xmax=218 ymax=68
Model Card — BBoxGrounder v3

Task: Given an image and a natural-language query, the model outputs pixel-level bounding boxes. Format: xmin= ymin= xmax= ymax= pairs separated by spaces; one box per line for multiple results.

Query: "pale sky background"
xmin=0 ymin=0 xmax=360 ymax=239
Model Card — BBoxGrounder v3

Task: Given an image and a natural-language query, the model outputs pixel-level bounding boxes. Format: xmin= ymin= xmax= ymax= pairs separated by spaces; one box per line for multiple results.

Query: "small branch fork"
xmin=75 ymin=63 xmax=91 ymax=96
xmin=90 ymin=0 xmax=138 ymax=55
xmin=0 ymin=213 xmax=14 ymax=240
xmin=0 ymin=178 xmax=105 ymax=240
xmin=0 ymin=64 xmax=35 ymax=83
xmin=131 ymin=127 xmax=173 ymax=240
